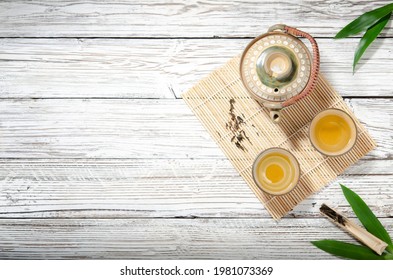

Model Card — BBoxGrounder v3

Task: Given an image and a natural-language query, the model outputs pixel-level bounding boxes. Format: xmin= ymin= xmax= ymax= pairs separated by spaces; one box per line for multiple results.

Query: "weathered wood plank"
xmin=0 ymin=38 xmax=392 ymax=98
xmin=0 ymin=0 xmax=390 ymax=262
xmin=0 ymin=159 xmax=391 ymax=219
xmin=0 ymin=218 xmax=392 ymax=259
xmin=0 ymin=0 xmax=392 ymax=38
xmin=0 ymin=99 xmax=390 ymax=159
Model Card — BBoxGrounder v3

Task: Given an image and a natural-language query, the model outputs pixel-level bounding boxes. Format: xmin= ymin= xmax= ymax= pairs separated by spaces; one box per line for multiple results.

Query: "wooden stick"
xmin=320 ymin=203 xmax=387 ymax=255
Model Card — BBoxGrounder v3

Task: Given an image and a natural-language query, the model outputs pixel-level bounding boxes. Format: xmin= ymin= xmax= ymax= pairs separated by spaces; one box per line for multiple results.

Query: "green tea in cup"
xmin=252 ymin=148 xmax=300 ymax=196
xmin=309 ymin=108 xmax=357 ymax=156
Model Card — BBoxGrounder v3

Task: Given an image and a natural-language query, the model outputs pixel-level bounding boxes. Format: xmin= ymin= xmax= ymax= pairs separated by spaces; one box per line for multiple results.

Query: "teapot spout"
xmin=269 ymin=109 xmax=281 ymax=123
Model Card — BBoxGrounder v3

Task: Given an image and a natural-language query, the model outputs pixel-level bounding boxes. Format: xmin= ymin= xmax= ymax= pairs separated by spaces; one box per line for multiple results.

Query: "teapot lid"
xmin=240 ymin=31 xmax=312 ymax=104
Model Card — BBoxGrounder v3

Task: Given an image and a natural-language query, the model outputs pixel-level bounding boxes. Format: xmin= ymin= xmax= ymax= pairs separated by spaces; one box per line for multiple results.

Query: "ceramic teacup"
xmin=309 ymin=108 xmax=357 ymax=156
xmin=252 ymin=148 xmax=300 ymax=196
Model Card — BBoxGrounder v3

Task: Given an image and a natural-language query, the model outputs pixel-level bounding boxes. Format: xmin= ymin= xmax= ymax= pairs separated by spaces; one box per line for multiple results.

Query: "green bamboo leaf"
xmin=335 ymin=3 xmax=393 ymax=38
xmin=311 ymin=240 xmax=385 ymax=259
xmin=341 ymin=184 xmax=393 ymax=251
xmin=353 ymin=12 xmax=392 ymax=72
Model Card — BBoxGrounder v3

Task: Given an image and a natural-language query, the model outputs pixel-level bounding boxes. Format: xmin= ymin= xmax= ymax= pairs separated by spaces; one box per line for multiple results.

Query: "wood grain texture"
xmin=0 ymin=38 xmax=392 ymax=98
xmin=0 ymin=218 xmax=392 ymax=259
xmin=0 ymin=99 xmax=390 ymax=159
xmin=0 ymin=0 xmax=392 ymax=38
xmin=0 ymin=0 xmax=392 ymax=259
xmin=0 ymin=159 xmax=392 ymax=219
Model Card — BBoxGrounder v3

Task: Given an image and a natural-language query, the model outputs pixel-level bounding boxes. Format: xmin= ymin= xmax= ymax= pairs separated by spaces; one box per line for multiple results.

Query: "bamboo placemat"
xmin=182 ymin=56 xmax=376 ymax=220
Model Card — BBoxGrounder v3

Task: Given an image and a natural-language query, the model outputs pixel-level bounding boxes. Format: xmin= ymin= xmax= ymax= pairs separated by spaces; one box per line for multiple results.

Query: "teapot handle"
xmin=269 ymin=25 xmax=320 ymax=107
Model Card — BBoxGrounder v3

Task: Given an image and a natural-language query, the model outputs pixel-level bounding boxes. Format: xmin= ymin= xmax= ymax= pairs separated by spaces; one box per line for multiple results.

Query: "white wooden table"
xmin=0 ymin=0 xmax=392 ymax=259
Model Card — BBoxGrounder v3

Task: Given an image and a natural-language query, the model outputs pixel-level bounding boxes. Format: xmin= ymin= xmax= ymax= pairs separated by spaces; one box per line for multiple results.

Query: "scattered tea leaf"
xmin=225 ymin=98 xmax=251 ymax=151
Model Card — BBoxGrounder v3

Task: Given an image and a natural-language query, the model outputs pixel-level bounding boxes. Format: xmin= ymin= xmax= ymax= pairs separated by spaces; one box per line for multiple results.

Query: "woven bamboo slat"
xmin=182 ymin=56 xmax=376 ymax=219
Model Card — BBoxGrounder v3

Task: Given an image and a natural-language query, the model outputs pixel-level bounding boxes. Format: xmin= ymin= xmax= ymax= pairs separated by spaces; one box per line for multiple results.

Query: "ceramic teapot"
xmin=240 ymin=24 xmax=320 ymax=122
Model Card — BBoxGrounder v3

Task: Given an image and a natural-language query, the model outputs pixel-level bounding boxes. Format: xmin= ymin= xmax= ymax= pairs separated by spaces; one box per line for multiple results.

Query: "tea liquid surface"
xmin=313 ymin=114 xmax=351 ymax=153
xmin=255 ymin=152 xmax=296 ymax=194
